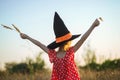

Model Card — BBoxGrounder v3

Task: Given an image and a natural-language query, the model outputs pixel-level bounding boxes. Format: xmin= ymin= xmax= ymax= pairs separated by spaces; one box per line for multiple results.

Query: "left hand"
xmin=20 ymin=33 xmax=29 ymax=39
xmin=92 ymin=18 xmax=100 ymax=28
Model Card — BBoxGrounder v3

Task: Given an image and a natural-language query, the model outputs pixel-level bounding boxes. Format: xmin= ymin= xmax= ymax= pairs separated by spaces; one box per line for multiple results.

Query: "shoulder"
xmin=48 ymin=49 xmax=56 ymax=55
xmin=48 ymin=49 xmax=56 ymax=63
xmin=68 ymin=46 xmax=74 ymax=50
xmin=67 ymin=46 xmax=74 ymax=53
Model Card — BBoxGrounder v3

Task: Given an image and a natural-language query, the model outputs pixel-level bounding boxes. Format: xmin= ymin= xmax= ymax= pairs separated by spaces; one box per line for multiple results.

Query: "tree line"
xmin=0 ymin=45 xmax=120 ymax=74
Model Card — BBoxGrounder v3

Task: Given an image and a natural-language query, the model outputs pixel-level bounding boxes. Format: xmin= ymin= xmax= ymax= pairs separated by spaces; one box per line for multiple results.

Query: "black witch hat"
xmin=47 ymin=12 xmax=81 ymax=49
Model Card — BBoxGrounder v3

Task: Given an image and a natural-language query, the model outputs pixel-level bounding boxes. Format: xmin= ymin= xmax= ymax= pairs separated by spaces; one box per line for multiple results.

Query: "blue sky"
xmin=0 ymin=0 xmax=120 ymax=69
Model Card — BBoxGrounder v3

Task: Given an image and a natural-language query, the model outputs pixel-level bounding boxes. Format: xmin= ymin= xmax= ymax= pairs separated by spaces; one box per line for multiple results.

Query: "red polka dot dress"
xmin=48 ymin=47 xmax=81 ymax=80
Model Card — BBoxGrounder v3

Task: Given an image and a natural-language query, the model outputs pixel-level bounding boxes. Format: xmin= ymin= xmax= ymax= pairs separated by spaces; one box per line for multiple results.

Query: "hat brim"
xmin=47 ymin=34 xmax=81 ymax=49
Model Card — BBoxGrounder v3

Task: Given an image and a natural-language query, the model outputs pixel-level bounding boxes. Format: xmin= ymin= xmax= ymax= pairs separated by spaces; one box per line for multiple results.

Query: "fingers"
xmin=92 ymin=18 xmax=100 ymax=27
xmin=99 ymin=17 xmax=103 ymax=22
xmin=20 ymin=33 xmax=27 ymax=39
xmin=20 ymin=33 xmax=24 ymax=39
xmin=96 ymin=19 xmax=100 ymax=26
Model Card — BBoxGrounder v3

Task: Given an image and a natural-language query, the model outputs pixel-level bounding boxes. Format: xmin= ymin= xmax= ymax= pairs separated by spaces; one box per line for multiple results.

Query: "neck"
xmin=58 ymin=46 xmax=65 ymax=52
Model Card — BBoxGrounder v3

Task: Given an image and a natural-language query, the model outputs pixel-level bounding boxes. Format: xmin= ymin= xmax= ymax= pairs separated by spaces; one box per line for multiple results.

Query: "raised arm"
xmin=20 ymin=33 xmax=49 ymax=53
xmin=74 ymin=19 xmax=100 ymax=52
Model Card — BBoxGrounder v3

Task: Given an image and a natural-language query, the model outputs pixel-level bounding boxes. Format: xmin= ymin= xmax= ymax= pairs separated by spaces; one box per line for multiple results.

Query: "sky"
xmin=0 ymin=0 xmax=120 ymax=69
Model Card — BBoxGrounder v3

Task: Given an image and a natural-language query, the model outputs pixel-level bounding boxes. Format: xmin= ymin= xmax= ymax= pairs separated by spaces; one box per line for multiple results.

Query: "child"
xmin=20 ymin=12 xmax=100 ymax=80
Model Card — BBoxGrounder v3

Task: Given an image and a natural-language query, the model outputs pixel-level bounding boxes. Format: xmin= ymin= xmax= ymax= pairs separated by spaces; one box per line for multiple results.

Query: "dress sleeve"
xmin=48 ymin=49 xmax=56 ymax=63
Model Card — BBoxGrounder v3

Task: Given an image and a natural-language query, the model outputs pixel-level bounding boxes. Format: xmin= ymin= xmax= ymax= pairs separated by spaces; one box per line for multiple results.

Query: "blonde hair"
xmin=63 ymin=41 xmax=72 ymax=51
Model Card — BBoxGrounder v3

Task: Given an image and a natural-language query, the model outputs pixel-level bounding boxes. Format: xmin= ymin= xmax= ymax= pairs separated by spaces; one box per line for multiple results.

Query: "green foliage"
xmin=9 ymin=63 xmax=29 ymax=74
xmin=5 ymin=62 xmax=17 ymax=73
xmin=33 ymin=53 xmax=45 ymax=71
xmin=5 ymin=52 xmax=45 ymax=74
xmin=81 ymin=43 xmax=120 ymax=71
xmin=81 ymin=58 xmax=120 ymax=71
xmin=99 ymin=59 xmax=120 ymax=70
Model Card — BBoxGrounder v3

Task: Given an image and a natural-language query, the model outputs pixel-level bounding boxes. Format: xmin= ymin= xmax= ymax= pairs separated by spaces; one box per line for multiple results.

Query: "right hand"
xmin=92 ymin=19 xmax=100 ymax=28
xmin=20 ymin=33 xmax=28 ymax=39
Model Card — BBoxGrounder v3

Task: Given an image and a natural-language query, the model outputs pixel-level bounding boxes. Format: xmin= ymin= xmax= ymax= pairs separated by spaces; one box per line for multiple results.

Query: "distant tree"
xmin=33 ymin=52 xmax=45 ymax=72
xmin=100 ymin=59 xmax=120 ymax=70
xmin=80 ymin=43 xmax=120 ymax=71
xmin=83 ymin=44 xmax=96 ymax=65
xmin=5 ymin=52 xmax=45 ymax=74
xmin=26 ymin=52 xmax=45 ymax=73
xmin=81 ymin=43 xmax=101 ymax=70
xmin=12 ymin=63 xmax=29 ymax=74
xmin=5 ymin=62 xmax=16 ymax=73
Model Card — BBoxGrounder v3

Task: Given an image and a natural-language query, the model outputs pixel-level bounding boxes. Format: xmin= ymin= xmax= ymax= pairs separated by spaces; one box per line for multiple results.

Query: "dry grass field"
xmin=0 ymin=68 xmax=120 ymax=80
xmin=79 ymin=68 xmax=120 ymax=80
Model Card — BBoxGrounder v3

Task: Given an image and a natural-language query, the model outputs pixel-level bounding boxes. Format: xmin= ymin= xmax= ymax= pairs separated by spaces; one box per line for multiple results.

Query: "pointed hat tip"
xmin=55 ymin=12 xmax=58 ymax=15
xmin=55 ymin=11 xmax=57 ymax=13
